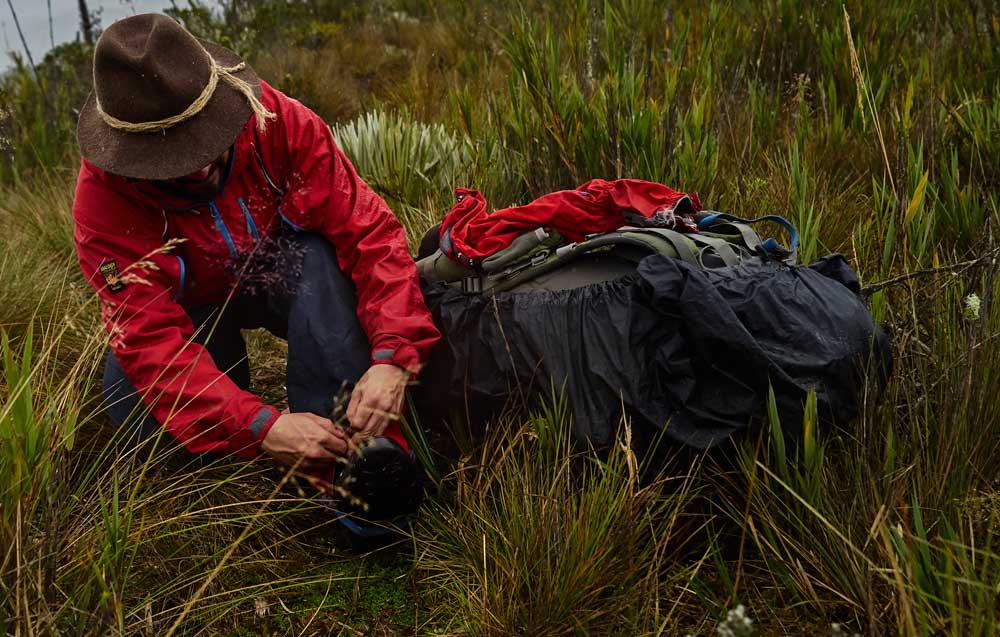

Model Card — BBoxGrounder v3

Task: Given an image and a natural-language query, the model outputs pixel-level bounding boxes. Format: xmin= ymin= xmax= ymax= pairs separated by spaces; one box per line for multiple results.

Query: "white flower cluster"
xmin=964 ymin=293 xmax=982 ymax=320
xmin=830 ymin=622 xmax=861 ymax=637
xmin=716 ymin=604 xmax=754 ymax=637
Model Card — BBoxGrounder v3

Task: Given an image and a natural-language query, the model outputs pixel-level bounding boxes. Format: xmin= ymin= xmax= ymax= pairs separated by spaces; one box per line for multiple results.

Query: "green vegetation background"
xmin=1 ymin=0 xmax=998 ymax=634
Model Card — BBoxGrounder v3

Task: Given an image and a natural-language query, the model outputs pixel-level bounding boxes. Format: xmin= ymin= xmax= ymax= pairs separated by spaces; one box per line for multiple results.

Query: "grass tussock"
xmin=416 ymin=399 xmax=705 ymax=636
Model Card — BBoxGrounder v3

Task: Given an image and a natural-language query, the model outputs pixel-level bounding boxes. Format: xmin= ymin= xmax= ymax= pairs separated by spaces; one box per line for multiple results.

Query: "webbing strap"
xmin=710 ymin=222 xmax=764 ymax=253
xmin=623 ymin=228 xmax=700 ymax=267
xmin=699 ymin=212 xmax=798 ymax=252
xmin=687 ymin=233 xmax=740 ymax=267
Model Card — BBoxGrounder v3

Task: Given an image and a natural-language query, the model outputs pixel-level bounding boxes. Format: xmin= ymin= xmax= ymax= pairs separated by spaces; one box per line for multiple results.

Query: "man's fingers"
xmin=352 ymin=389 xmax=404 ymax=440
xmin=352 ymin=420 xmax=388 ymax=446
xmin=346 ymin=385 xmax=364 ymax=429
xmin=344 ymin=434 xmax=363 ymax=456
xmin=351 ymin=425 xmax=373 ymax=447
xmin=302 ymin=413 xmax=347 ymax=438
xmin=353 ymin=403 xmax=395 ymax=443
xmin=306 ymin=474 xmax=332 ymax=494
xmin=363 ymin=409 xmax=384 ymax=438
xmin=263 ymin=413 xmax=353 ymax=479
xmin=345 ymin=365 xmax=409 ymax=436
xmin=349 ymin=392 xmax=379 ymax=433
xmin=295 ymin=416 xmax=347 ymax=458
xmin=318 ymin=432 xmax=347 ymax=456
xmin=360 ymin=396 xmax=386 ymax=432
xmin=304 ymin=444 xmax=339 ymax=463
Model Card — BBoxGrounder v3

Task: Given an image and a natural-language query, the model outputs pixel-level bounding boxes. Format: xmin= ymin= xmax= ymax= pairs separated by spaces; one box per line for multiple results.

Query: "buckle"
xmin=461 ymin=276 xmax=483 ymax=294
xmin=499 ymin=249 xmax=551 ymax=279
xmin=530 ymin=249 xmax=551 ymax=266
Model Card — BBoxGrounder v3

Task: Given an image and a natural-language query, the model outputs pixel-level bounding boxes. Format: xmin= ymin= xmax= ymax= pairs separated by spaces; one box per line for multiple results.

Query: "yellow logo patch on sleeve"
xmin=99 ymin=260 xmax=126 ymax=293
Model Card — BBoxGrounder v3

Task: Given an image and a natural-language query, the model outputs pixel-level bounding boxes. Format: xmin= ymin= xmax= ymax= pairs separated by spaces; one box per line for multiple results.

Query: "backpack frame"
xmin=417 ymin=212 xmax=799 ymax=294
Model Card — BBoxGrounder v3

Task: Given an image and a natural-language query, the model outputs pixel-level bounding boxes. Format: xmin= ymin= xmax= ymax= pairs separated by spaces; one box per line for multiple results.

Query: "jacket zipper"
xmin=208 ymin=201 xmax=239 ymax=262
xmin=174 ymin=256 xmax=186 ymax=301
xmin=237 ymin=197 xmax=260 ymax=242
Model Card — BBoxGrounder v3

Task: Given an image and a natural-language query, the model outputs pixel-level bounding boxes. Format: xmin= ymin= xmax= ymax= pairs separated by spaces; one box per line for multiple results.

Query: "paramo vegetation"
xmin=1 ymin=1 xmax=998 ymax=634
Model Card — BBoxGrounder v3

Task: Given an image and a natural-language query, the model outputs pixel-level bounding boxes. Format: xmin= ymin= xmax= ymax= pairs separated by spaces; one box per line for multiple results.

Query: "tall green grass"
xmin=0 ymin=300 xmax=413 ymax=634
xmin=0 ymin=44 xmax=92 ymax=183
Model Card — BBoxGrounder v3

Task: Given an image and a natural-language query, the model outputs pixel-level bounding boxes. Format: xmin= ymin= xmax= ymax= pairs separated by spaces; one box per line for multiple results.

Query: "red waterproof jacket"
xmin=439 ymin=179 xmax=703 ymax=264
xmin=73 ymin=81 xmax=440 ymax=459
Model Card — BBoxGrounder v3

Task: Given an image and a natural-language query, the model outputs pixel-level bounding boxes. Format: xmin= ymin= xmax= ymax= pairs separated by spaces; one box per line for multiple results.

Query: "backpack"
xmin=417 ymin=211 xmax=800 ymax=294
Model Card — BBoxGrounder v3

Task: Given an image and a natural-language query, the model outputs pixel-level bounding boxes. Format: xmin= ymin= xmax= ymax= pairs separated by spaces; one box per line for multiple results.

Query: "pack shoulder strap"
xmin=686 ymin=233 xmax=741 ymax=267
xmin=619 ymin=227 xmax=700 ymax=267
xmin=699 ymin=212 xmax=798 ymax=265
xmin=707 ymin=222 xmax=764 ymax=253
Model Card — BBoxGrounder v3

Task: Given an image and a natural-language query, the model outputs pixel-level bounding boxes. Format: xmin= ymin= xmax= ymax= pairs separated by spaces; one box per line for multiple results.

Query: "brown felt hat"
xmin=77 ymin=13 xmax=271 ymax=181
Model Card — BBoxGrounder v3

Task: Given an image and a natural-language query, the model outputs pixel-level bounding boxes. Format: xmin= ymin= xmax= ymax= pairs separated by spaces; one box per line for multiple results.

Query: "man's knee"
xmin=294 ymin=234 xmax=352 ymax=285
xmin=285 ymin=234 xmax=359 ymax=313
xmin=102 ymin=349 xmax=136 ymax=426
xmin=102 ymin=349 xmax=164 ymax=446
xmin=101 ymin=304 xmax=251 ymax=430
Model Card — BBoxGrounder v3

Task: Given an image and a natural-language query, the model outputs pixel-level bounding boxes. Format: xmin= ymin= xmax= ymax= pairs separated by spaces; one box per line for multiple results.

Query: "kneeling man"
xmin=72 ymin=14 xmax=440 ymax=531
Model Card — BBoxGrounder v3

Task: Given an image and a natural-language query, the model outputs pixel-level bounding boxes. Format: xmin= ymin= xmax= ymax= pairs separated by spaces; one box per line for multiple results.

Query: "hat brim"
xmin=77 ymin=40 xmax=260 ymax=181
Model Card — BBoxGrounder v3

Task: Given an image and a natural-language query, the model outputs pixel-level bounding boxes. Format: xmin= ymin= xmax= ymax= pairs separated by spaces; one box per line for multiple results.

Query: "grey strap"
xmin=688 ymin=234 xmax=740 ymax=267
xmin=625 ymin=228 xmax=700 ymax=267
xmin=710 ymin=222 xmax=764 ymax=253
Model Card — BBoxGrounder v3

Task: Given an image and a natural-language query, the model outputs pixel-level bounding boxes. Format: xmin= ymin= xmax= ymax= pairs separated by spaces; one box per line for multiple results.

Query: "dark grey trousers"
xmin=102 ymin=234 xmax=371 ymax=450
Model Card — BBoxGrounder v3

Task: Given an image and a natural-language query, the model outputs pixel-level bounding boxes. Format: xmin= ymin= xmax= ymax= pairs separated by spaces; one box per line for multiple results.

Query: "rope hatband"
xmin=95 ymin=51 xmax=276 ymax=134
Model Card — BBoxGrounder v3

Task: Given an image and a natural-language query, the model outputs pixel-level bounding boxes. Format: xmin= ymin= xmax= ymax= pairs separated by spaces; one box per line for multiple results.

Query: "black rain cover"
xmin=414 ymin=254 xmax=891 ymax=452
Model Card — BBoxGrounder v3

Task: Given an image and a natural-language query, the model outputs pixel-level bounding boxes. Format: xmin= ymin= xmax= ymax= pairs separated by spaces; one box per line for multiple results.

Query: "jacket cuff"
xmin=231 ymin=405 xmax=281 ymax=459
xmin=371 ymin=343 xmax=423 ymax=375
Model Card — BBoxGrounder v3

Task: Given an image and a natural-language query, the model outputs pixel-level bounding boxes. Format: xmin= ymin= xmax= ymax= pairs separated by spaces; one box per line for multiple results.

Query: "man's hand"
xmin=346 ymin=364 xmax=409 ymax=444
xmin=261 ymin=412 xmax=349 ymax=473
